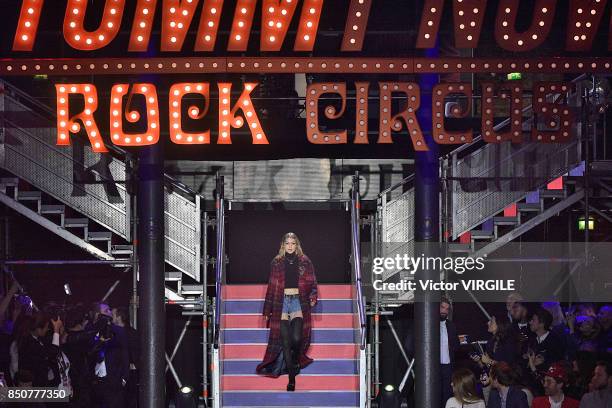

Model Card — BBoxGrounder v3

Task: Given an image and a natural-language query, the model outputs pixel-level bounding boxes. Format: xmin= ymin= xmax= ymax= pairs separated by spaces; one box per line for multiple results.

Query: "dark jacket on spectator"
xmin=444 ymin=319 xmax=460 ymax=364
xmin=18 ymin=334 xmax=60 ymax=387
xmin=488 ymin=386 xmax=529 ymax=408
xmin=528 ymin=331 xmax=565 ymax=370
xmin=404 ymin=319 xmax=460 ymax=364
xmin=486 ymin=336 xmax=520 ymax=366
xmin=89 ymin=324 xmax=129 ymax=383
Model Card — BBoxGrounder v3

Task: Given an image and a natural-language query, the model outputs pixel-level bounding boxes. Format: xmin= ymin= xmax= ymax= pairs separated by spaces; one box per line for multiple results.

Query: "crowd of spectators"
xmin=445 ymin=294 xmax=611 ymax=408
xmin=0 ymin=279 xmax=138 ymax=407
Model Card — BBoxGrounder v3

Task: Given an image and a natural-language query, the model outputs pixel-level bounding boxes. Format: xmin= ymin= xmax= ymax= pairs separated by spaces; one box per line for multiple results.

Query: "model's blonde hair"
xmin=277 ymin=232 xmax=304 ymax=257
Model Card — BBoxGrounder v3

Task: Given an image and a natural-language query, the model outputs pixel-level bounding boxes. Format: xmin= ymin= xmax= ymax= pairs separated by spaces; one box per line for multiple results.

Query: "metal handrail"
xmin=443 ymin=73 xmax=587 ymax=160
xmin=378 ymin=174 xmax=415 ymax=198
xmin=350 ymin=174 xmax=367 ymax=350
xmin=213 ymin=175 xmax=225 ymax=349
xmin=2 ymin=118 xmax=128 ymax=210
xmin=0 ymin=79 xmax=202 ymax=200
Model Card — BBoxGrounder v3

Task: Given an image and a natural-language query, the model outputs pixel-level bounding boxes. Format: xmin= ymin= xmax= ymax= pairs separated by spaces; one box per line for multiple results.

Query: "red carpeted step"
xmin=221 ymin=374 xmax=359 ymax=391
xmin=221 ymin=344 xmax=359 ymax=360
xmin=222 ymin=313 xmax=356 ymax=329
xmin=223 ymin=284 xmax=353 ymax=300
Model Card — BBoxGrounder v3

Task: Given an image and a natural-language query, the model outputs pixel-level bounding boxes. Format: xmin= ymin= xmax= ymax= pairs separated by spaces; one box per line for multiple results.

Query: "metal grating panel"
xmin=379 ymin=187 xmax=415 ymax=286
xmin=0 ymin=85 xmax=201 ymax=281
xmin=165 ymin=191 xmax=201 ymax=282
xmin=449 ymin=137 xmax=580 ymax=239
xmin=2 ymin=96 xmax=130 ymax=239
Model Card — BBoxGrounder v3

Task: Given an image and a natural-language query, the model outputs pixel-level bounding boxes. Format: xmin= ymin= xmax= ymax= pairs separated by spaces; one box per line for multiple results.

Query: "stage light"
xmin=378 ymin=383 xmax=400 ymax=408
xmin=63 ymin=284 xmax=72 ymax=296
xmin=578 ymin=216 xmax=595 ymax=231
xmin=176 ymin=385 xmax=196 ymax=408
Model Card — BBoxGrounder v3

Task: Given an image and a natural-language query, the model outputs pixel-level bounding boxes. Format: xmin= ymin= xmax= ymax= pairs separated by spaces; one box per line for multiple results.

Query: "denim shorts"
xmin=281 ymin=295 xmax=302 ymax=319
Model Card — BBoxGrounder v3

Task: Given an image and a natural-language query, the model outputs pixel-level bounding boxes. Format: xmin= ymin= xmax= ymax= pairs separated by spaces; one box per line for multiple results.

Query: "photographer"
xmin=17 ymin=312 xmax=62 ymax=387
xmin=88 ymin=302 xmax=129 ymax=408
xmin=62 ymin=304 xmax=94 ymax=407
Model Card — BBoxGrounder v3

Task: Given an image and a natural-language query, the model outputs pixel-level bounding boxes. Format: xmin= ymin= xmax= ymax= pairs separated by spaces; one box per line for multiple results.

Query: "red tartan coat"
xmin=255 ymin=254 xmax=318 ymax=377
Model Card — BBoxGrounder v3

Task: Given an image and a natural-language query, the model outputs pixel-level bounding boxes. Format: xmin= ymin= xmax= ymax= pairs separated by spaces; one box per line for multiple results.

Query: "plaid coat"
xmin=256 ymin=254 xmax=318 ymax=377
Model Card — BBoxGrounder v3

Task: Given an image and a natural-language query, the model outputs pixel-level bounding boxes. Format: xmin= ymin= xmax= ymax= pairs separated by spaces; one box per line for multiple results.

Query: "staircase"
xmin=0 ymin=176 xmax=128 ymax=261
xmin=0 ymin=79 xmax=202 ymax=296
xmin=449 ymin=176 xmax=585 ymax=258
xmin=219 ymin=284 xmax=361 ymax=407
xmin=376 ymin=77 xmax=585 ymax=304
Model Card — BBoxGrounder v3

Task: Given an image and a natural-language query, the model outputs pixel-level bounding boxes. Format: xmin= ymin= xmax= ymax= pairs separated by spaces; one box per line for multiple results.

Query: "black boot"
xmin=287 ymin=373 xmax=296 ymax=392
xmin=281 ymin=320 xmax=296 ymax=391
xmin=287 ymin=318 xmax=303 ymax=391
xmin=287 ymin=356 xmax=296 ymax=392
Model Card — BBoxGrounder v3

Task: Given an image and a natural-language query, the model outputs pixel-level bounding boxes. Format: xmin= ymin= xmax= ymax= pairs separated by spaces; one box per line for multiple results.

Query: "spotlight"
xmin=176 ymin=385 xmax=196 ymax=408
xmin=378 ymin=383 xmax=401 ymax=408
xmin=63 ymin=283 xmax=72 ymax=296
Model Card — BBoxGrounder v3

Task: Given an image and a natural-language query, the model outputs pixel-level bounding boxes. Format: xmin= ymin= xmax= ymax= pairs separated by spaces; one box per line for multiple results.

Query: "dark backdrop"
xmin=226 ymin=209 xmax=350 ymax=283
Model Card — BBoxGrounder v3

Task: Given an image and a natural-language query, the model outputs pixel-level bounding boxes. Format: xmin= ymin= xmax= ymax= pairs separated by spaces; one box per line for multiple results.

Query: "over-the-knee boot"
xmin=290 ymin=318 xmax=303 ymax=376
xmin=281 ymin=320 xmax=296 ymax=391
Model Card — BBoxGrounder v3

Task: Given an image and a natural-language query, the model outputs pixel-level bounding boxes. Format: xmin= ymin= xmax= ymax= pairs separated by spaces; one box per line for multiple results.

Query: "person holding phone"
xmin=256 ymin=232 xmax=318 ymax=392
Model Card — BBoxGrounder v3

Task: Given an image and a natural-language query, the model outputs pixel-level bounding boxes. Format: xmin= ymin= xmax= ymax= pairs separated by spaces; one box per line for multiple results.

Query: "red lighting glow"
xmin=217 ymin=82 xmax=268 ymax=144
xmin=169 ymin=83 xmax=210 ymax=144
xmin=481 ymin=82 xmax=523 ymax=143
xmin=495 ymin=0 xmax=556 ymax=51
xmin=64 ymin=0 xmax=125 ymax=51
xmin=12 ymin=0 xmax=44 ymax=51
xmin=432 ymin=83 xmax=474 ymax=144
xmin=378 ymin=82 xmax=428 ymax=151
xmin=55 ymin=84 xmax=108 ymax=153
xmin=532 ymin=82 xmax=574 ymax=143
xmin=109 ymin=83 xmax=160 ymax=146
xmin=305 ymin=83 xmax=348 ymax=144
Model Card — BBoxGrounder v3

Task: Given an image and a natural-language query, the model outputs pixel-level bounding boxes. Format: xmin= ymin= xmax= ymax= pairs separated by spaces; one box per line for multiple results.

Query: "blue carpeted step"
xmin=223 ymin=299 xmax=354 ymax=314
xmin=222 ymin=359 xmax=358 ymax=375
xmin=222 ymin=391 xmax=359 ymax=407
xmin=222 ymin=329 xmax=357 ymax=344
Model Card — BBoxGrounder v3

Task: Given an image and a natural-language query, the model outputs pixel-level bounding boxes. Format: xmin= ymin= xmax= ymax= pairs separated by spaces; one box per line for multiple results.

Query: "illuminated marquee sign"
xmin=10 ymin=0 xmax=612 ymax=53
xmin=55 ymin=80 xmax=572 ymax=153
xmin=2 ymin=0 xmax=610 ymax=156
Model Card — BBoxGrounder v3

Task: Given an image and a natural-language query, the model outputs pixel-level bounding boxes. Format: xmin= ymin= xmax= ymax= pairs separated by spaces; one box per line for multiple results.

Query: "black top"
xmin=284 ymin=253 xmax=299 ymax=288
xmin=487 ymin=386 xmax=529 ymax=408
xmin=486 ymin=336 xmax=519 ymax=365
xmin=528 ymin=330 xmax=564 ymax=371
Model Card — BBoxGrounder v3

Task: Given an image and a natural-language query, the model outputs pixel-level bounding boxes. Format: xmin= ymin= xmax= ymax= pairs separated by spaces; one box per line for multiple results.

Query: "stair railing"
xmin=350 ymin=174 xmax=367 ymax=350
xmin=213 ymin=174 xmax=225 ymax=349
xmin=376 ymin=174 xmax=416 ymax=291
xmin=0 ymin=79 xmax=203 ymax=281
xmin=441 ymin=75 xmax=586 ymax=240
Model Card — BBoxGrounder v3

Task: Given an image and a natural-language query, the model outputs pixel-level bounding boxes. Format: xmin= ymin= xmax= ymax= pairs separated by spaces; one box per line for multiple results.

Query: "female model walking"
xmin=256 ymin=232 xmax=318 ymax=391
